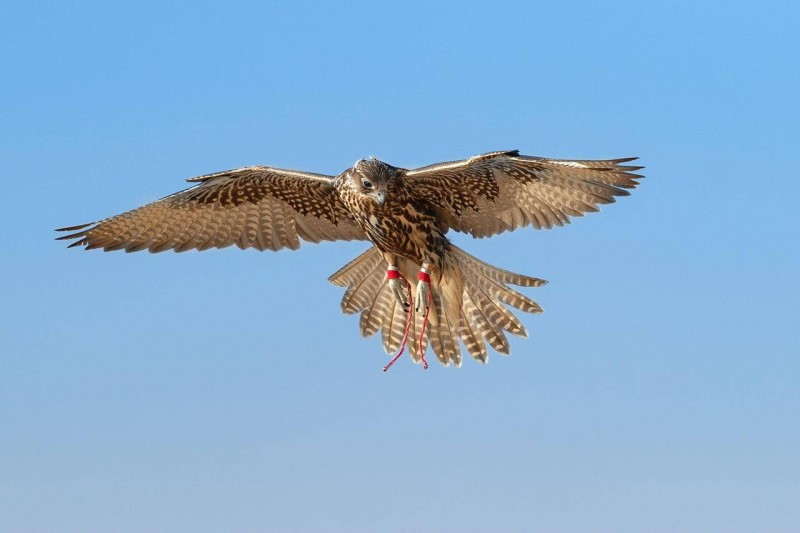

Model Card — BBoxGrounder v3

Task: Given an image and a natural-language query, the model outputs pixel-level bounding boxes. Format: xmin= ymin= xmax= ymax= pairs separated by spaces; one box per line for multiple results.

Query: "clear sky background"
xmin=2 ymin=1 xmax=799 ymax=532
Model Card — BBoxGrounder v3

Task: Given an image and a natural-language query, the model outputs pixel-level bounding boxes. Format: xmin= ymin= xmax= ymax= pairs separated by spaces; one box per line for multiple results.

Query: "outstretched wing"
xmin=403 ymin=150 xmax=643 ymax=238
xmin=57 ymin=166 xmax=367 ymax=252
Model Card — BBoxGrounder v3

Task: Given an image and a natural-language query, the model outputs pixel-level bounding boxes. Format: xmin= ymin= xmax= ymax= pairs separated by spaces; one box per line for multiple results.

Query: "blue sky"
xmin=2 ymin=1 xmax=799 ymax=532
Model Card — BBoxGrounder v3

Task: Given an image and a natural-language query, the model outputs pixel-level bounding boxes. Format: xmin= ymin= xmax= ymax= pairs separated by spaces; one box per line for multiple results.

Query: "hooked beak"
xmin=373 ymin=191 xmax=386 ymax=205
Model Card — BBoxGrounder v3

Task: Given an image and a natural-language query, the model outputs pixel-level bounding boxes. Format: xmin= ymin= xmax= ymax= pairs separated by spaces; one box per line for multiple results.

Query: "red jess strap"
xmin=383 ymin=266 xmax=431 ymax=372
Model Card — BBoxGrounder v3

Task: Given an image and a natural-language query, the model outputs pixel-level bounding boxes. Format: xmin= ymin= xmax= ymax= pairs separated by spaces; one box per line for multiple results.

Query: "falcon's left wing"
xmin=57 ymin=166 xmax=367 ymax=253
xmin=403 ymin=150 xmax=643 ymax=238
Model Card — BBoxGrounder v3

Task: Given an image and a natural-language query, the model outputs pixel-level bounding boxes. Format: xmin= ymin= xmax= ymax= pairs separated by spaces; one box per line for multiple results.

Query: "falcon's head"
xmin=346 ymin=157 xmax=398 ymax=206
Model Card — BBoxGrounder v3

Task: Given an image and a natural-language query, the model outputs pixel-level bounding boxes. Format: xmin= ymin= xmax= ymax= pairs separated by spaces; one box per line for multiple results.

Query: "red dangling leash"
xmin=382 ymin=269 xmax=431 ymax=372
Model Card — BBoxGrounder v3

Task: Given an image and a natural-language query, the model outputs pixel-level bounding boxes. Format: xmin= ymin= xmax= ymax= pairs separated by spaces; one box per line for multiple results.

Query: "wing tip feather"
xmin=66 ymin=239 xmax=88 ymax=249
xmin=56 ymin=222 xmax=94 ymax=232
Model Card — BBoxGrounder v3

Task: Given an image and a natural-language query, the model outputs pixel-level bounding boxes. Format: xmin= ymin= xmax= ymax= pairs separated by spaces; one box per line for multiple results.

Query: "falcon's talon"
xmin=388 ymin=277 xmax=410 ymax=310
xmin=414 ymin=277 xmax=431 ymax=315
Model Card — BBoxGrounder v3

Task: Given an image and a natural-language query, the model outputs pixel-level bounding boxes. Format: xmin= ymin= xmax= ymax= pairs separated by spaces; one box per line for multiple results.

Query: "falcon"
xmin=57 ymin=150 xmax=643 ymax=367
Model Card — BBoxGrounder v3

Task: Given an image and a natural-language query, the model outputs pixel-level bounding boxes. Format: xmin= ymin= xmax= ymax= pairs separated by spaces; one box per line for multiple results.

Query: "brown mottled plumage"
xmin=57 ymin=150 xmax=644 ymax=366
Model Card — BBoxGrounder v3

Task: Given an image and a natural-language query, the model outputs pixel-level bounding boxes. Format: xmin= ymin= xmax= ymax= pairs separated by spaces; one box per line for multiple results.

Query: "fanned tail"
xmin=327 ymin=245 xmax=546 ymax=367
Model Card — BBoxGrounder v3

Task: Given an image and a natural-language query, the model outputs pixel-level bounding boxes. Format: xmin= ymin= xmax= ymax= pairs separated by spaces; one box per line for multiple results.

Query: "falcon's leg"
xmin=383 ymin=253 xmax=410 ymax=312
xmin=415 ymin=262 xmax=432 ymax=316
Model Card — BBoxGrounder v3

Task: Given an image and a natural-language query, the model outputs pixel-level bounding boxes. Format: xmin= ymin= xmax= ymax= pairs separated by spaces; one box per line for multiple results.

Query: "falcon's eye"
xmin=361 ymin=179 xmax=373 ymax=189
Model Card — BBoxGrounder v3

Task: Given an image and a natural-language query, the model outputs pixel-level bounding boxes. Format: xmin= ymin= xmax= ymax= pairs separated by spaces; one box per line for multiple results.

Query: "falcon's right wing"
xmin=57 ymin=166 xmax=367 ymax=253
xmin=403 ymin=151 xmax=643 ymax=238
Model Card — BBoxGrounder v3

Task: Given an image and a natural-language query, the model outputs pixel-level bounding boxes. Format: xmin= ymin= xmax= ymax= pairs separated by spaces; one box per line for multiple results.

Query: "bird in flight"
xmin=57 ymin=150 xmax=643 ymax=368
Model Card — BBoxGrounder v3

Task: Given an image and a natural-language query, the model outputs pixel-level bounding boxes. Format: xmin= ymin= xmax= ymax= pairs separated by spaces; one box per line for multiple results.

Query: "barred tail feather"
xmin=381 ymin=295 xmax=405 ymax=353
xmin=328 ymin=244 xmax=546 ymax=367
xmin=328 ymin=247 xmax=384 ymax=314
